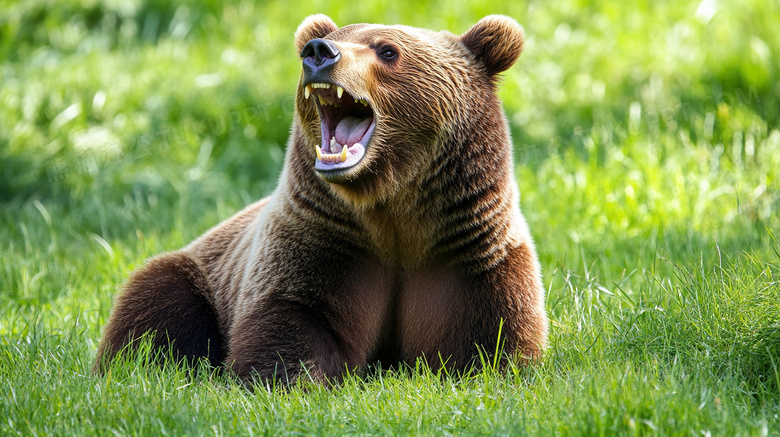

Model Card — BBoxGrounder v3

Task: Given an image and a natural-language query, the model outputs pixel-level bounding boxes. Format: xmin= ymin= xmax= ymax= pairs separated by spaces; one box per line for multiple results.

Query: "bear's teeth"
xmin=330 ymin=137 xmax=336 ymax=148
xmin=340 ymin=143 xmax=348 ymax=162
xmin=316 ymin=142 xmax=348 ymax=164
xmin=336 ymin=86 xmax=344 ymax=99
xmin=304 ymin=84 xmax=311 ymax=99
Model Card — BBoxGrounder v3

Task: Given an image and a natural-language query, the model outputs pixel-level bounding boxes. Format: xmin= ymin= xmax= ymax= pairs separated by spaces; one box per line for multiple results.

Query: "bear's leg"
xmin=492 ymin=243 xmax=549 ymax=362
xmin=399 ymin=243 xmax=548 ymax=371
xmin=226 ymin=301 xmax=346 ymax=385
xmin=226 ymin=262 xmax=393 ymax=385
xmin=94 ymin=252 xmax=223 ymax=372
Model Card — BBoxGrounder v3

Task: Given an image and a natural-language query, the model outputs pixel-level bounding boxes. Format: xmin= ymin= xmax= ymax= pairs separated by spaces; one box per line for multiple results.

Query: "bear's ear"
xmin=460 ymin=15 xmax=525 ymax=77
xmin=295 ymin=14 xmax=339 ymax=54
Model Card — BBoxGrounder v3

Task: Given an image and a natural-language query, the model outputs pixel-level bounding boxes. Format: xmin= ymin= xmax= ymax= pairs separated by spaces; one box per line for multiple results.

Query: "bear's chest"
xmin=342 ymin=259 xmax=474 ymax=363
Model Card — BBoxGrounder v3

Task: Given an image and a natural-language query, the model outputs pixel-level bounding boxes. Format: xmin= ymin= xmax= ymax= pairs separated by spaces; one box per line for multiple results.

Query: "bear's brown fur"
xmin=95 ymin=15 xmax=548 ymax=384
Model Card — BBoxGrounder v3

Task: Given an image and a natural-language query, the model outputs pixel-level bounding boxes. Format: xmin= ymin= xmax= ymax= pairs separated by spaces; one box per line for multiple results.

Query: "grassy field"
xmin=1 ymin=0 xmax=779 ymax=434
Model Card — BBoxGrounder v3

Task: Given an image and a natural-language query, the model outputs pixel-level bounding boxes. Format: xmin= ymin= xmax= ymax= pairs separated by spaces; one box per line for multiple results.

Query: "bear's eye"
xmin=377 ymin=46 xmax=398 ymax=61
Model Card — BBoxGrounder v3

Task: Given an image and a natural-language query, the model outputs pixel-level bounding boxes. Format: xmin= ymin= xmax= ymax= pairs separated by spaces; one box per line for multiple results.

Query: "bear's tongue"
xmin=334 ymin=116 xmax=373 ymax=147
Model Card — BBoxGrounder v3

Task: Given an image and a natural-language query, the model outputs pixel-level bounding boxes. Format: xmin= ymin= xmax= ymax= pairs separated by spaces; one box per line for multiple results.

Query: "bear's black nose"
xmin=301 ymin=38 xmax=340 ymax=80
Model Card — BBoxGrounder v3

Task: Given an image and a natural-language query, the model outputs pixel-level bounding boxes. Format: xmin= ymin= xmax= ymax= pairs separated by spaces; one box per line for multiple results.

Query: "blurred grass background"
xmin=1 ymin=0 xmax=779 ymax=434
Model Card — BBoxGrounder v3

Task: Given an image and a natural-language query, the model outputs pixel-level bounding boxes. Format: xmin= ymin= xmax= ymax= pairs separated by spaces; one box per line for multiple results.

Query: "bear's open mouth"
xmin=304 ymin=82 xmax=375 ymax=172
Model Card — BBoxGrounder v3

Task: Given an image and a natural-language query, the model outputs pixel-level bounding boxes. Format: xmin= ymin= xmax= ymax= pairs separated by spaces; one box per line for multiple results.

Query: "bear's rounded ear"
xmin=460 ymin=15 xmax=525 ymax=77
xmin=295 ymin=14 xmax=339 ymax=54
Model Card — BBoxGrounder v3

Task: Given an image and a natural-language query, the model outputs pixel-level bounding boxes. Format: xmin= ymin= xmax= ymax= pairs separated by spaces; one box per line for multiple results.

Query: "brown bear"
xmin=94 ymin=14 xmax=548 ymax=384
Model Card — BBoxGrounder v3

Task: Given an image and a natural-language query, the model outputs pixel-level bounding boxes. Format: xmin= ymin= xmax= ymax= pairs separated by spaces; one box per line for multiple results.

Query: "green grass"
xmin=1 ymin=0 xmax=779 ymax=434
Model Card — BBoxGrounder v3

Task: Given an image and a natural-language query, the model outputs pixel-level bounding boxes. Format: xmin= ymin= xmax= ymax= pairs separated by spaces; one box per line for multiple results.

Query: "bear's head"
xmin=293 ymin=15 xmax=524 ymax=203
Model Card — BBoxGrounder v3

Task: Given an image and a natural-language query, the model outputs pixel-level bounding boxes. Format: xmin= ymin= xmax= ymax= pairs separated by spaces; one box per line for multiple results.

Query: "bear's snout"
xmin=301 ymin=38 xmax=341 ymax=81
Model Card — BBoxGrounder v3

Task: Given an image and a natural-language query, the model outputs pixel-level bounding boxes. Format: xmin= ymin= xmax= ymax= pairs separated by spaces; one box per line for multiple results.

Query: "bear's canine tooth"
xmin=304 ymin=84 xmax=311 ymax=99
xmin=315 ymin=145 xmax=323 ymax=161
xmin=340 ymin=144 xmax=348 ymax=162
xmin=337 ymin=86 xmax=344 ymax=99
